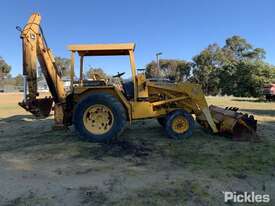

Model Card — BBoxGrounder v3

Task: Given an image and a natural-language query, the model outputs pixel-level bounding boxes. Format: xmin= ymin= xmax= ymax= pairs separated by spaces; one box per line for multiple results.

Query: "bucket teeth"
xmin=226 ymin=107 xmax=238 ymax=111
xmin=18 ymin=97 xmax=53 ymax=118
xmin=208 ymin=105 xmax=258 ymax=141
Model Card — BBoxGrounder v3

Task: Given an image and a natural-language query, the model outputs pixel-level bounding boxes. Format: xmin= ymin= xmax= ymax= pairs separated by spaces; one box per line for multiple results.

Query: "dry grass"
xmin=0 ymin=92 xmax=50 ymax=118
xmin=0 ymin=93 xmax=275 ymax=205
xmin=0 ymin=93 xmax=27 ymax=117
xmin=207 ymin=96 xmax=275 ymax=122
xmin=1 ymin=93 xmax=274 ymax=122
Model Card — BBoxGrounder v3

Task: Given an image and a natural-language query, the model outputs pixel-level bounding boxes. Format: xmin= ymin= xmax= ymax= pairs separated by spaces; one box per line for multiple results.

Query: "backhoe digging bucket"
xmin=19 ymin=97 xmax=53 ymax=118
xmin=209 ymin=105 xmax=258 ymax=141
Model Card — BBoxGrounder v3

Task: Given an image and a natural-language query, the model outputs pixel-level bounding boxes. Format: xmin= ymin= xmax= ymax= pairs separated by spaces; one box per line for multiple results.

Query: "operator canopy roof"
xmin=68 ymin=43 xmax=135 ymax=56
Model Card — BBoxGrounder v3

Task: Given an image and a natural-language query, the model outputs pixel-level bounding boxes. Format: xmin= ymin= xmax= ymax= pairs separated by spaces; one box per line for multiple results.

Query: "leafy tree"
xmin=145 ymin=59 xmax=191 ymax=81
xmin=224 ymin=35 xmax=252 ymax=61
xmin=192 ymin=36 xmax=273 ymax=97
xmin=223 ymin=36 xmax=265 ymax=62
xmin=0 ymin=57 xmax=11 ymax=80
xmin=271 ymin=66 xmax=275 ymax=83
xmin=145 ymin=61 xmax=160 ymax=78
xmin=15 ymin=74 xmax=24 ymax=87
xmin=218 ymin=64 xmax=238 ymax=95
xmin=0 ymin=57 xmax=11 ymax=89
xmin=192 ymin=44 xmax=223 ymax=95
xmin=54 ymin=57 xmax=71 ymax=77
xmin=176 ymin=61 xmax=193 ymax=81
xmin=86 ymin=67 xmax=108 ymax=80
xmin=231 ymin=62 xmax=275 ymax=97
xmin=158 ymin=60 xmax=178 ymax=79
xmin=220 ymin=36 xmax=270 ymax=96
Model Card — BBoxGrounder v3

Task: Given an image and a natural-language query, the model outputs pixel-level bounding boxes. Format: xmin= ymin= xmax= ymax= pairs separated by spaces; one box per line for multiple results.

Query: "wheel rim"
xmin=171 ymin=116 xmax=189 ymax=133
xmin=83 ymin=104 xmax=114 ymax=135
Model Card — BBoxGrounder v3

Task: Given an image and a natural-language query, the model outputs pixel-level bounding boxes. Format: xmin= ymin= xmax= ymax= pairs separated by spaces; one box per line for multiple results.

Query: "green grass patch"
xmin=157 ymin=130 xmax=275 ymax=177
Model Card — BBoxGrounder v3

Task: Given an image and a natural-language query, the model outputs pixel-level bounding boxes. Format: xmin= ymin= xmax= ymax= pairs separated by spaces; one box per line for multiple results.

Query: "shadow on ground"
xmin=0 ymin=115 xmax=155 ymax=162
xmin=0 ymin=114 xmax=37 ymax=122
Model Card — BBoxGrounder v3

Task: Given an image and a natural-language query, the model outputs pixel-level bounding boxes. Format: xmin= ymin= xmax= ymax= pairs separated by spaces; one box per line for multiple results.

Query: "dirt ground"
xmin=0 ymin=93 xmax=274 ymax=206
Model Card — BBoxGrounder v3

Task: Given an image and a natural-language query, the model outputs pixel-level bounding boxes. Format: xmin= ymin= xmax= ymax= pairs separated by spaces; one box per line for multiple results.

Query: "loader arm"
xmin=147 ymin=81 xmax=257 ymax=140
xmin=148 ymin=82 xmax=218 ymax=133
xmin=19 ymin=13 xmax=66 ymax=117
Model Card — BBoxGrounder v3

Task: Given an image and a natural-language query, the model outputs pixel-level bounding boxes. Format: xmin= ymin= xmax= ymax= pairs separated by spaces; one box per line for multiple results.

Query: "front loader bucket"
xmin=209 ymin=105 xmax=258 ymax=141
xmin=19 ymin=97 xmax=53 ymax=118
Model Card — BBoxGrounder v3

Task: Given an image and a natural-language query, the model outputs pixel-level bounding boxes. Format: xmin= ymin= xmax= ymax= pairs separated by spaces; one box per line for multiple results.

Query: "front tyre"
xmin=73 ymin=93 xmax=127 ymax=142
xmin=165 ymin=110 xmax=194 ymax=139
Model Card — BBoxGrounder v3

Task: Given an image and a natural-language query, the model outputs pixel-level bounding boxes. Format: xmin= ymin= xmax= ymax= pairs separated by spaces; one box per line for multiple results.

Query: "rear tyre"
xmin=157 ymin=117 xmax=166 ymax=127
xmin=165 ymin=110 xmax=194 ymax=139
xmin=73 ymin=93 xmax=127 ymax=142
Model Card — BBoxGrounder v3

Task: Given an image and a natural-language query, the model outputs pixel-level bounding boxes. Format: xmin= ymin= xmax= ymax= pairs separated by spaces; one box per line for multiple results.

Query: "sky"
xmin=0 ymin=0 xmax=275 ymax=77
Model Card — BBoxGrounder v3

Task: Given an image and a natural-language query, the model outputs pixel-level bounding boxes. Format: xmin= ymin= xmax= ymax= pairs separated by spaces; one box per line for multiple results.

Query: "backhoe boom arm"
xmin=19 ymin=13 xmax=66 ymax=117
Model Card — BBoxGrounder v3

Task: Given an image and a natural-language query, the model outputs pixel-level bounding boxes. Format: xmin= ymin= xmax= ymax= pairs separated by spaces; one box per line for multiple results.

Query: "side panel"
xmin=131 ymin=101 xmax=167 ymax=119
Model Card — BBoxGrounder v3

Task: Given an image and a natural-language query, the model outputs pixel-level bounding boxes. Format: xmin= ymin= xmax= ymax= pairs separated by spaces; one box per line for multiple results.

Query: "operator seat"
xmin=122 ymin=81 xmax=134 ymax=100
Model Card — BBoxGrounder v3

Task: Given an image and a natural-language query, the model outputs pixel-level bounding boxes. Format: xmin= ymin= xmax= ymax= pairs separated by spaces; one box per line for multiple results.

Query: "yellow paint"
xmin=74 ymin=87 xmax=132 ymax=121
xmin=136 ymin=74 xmax=149 ymax=98
xmin=131 ymin=101 xmax=167 ymax=119
xmin=54 ymin=103 xmax=65 ymax=126
xmin=151 ymin=96 xmax=188 ymax=107
xmin=129 ymin=50 xmax=138 ymax=101
xmin=68 ymin=43 xmax=135 ymax=53
xmin=172 ymin=116 xmax=189 ymax=133
xmin=83 ymin=104 xmax=114 ymax=135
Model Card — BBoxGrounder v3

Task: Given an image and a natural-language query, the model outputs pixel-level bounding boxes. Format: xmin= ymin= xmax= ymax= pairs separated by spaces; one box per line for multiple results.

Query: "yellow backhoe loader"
xmin=18 ymin=13 xmax=257 ymax=142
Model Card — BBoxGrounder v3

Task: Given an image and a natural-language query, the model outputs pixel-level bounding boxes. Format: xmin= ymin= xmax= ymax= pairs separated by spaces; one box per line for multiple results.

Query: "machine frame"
xmin=67 ymin=43 xmax=218 ymax=132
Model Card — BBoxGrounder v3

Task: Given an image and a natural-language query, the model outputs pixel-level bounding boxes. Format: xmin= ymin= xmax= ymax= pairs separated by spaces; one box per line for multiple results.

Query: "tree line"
xmin=0 ymin=56 xmax=109 ymax=89
xmin=0 ymin=57 xmax=12 ymax=89
xmin=1 ymin=35 xmax=275 ymax=97
xmin=145 ymin=36 xmax=275 ymax=97
xmin=0 ymin=57 xmax=72 ymax=89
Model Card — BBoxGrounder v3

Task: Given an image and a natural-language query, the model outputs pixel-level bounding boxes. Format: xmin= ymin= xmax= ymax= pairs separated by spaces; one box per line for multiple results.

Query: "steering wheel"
xmin=112 ymin=72 xmax=125 ymax=78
